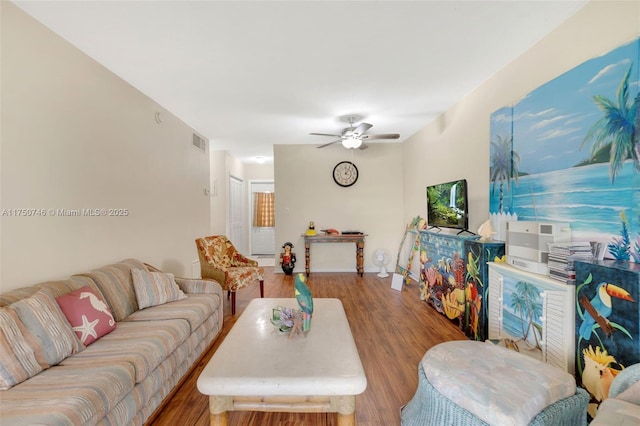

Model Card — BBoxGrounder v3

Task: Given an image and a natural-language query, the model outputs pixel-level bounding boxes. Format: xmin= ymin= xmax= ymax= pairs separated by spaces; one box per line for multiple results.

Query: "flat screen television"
xmin=426 ymin=179 xmax=469 ymax=231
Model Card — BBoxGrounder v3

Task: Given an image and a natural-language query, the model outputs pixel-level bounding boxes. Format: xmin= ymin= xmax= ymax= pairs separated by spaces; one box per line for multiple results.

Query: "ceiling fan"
xmin=311 ymin=116 xmax=400 ymax=149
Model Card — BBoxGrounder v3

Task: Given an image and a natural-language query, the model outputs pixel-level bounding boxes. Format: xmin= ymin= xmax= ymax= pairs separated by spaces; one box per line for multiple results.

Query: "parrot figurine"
xmin=579 ymin=282 xmax=634 ymax=340
xmin=294 ymin=273 xmax=313 ymax=332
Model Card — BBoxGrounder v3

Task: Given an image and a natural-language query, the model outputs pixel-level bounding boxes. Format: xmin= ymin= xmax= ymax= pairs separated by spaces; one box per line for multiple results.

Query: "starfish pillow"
xmin=56 ymin=286 xmax=117 ymax=345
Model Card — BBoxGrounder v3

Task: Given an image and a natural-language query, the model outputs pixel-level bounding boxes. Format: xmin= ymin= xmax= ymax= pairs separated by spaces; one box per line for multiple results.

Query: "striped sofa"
xmin=0 ymin=259 xmax=224 ymax=425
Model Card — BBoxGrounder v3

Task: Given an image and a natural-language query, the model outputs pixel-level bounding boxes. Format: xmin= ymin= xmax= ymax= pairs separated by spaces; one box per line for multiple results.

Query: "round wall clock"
xmin=333 ymin=161 xmax=358 ymax=187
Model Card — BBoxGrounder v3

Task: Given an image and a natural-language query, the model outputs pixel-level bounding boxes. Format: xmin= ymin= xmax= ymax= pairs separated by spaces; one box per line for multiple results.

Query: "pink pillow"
xmin=56 ymin=286 xmax=116 ymax=345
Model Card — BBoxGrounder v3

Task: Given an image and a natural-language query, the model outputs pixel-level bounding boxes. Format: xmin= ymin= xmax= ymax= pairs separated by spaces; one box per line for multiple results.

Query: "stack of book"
xmin=548 ymin=241 xmax=594 ymax=284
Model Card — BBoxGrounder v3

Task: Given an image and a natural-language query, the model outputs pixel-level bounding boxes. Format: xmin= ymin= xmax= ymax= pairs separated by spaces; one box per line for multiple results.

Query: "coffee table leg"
xmin=209 ymin=395 xmax=232 ymax=426
xmin=337 ymin=412 xmax=356 ymax=426
xmin=331 ymin=395 xmax=356 ymax=426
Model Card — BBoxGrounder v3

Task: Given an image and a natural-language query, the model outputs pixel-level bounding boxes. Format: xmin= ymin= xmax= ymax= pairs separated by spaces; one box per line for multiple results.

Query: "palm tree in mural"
xmin=510 ymin=281 xmax=543 ymax=350
xmin=510 ymin=290 xmax=529 ymax=339
xmin=581 ymin=64 xmax=639 ymax=183
xmin=490 ymin=134 xmax=520 ymax=213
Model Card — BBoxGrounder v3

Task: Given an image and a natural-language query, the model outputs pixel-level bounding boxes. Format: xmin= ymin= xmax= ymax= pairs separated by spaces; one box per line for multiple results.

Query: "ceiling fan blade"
xmin=364 ymin=133 xmax=400 ymax=140
xmin=353 ymin=122 xmax=373 ymax=136
xmin=358 ymin=143 xmax=369 ymax=150
xmin=310 ymin=132 xmax=342 ymax=137
xmin=317 ymin=139 xmax=341 ymax=148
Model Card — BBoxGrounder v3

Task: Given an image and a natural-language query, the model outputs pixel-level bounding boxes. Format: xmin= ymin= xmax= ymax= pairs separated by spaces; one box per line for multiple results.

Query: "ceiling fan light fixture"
xmin=342 ymin=137 xmax=362 ymax=149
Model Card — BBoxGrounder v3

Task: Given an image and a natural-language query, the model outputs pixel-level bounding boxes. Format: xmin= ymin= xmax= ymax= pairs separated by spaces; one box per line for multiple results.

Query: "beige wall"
xmin=209 ymin=150 xmax=227 ymax=236
xmin=1 ymin=2 xmax=210 ymax=290
xmin=274 ymin=144 xmax=404 ymax=273
xmin=403 ymin=0 xmax=640 ymax=236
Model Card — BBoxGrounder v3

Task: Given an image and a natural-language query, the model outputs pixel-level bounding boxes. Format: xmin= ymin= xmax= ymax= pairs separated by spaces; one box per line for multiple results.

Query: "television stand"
xmin=456 ymin=229 xmax=477 ymax=236
xmin=427 ymin=226 xmax=441 ymax=232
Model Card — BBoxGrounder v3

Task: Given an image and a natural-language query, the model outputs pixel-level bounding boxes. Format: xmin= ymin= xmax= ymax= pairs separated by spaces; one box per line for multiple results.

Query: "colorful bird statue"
xmin=579 ymin=282 xmax=634 ymax=340
xmin=294 ymin=273 xmax=313 ymax=332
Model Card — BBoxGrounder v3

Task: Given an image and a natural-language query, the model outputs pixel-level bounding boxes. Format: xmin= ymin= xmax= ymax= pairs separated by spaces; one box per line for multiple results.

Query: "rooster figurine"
xmin=294 ymin=273 xmax=313 ymax=332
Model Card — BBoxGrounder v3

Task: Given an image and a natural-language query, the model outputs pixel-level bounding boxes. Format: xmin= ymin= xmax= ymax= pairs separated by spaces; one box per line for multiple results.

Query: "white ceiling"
xmin=13 ymin=0 xmax=588 ymax=163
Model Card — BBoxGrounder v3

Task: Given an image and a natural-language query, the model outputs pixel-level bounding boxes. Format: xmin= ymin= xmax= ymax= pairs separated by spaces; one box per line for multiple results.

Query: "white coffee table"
xmin=197 ymin=298 xmax=367 ymax=426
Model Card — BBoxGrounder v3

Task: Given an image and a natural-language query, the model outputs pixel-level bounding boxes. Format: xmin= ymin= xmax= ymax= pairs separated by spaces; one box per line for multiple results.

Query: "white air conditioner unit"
xmin=506 ymin=221 xmax=571 ymax=275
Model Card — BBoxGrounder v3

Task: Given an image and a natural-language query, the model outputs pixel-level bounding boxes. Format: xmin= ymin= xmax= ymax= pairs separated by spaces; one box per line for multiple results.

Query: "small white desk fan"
xmin=372 ymin=248 xmax=390 ymax=277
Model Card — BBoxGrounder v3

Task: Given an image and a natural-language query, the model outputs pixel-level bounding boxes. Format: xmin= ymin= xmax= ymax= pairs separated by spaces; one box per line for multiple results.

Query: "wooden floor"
xmin=150 ymin=267 xmax=466 ymax=426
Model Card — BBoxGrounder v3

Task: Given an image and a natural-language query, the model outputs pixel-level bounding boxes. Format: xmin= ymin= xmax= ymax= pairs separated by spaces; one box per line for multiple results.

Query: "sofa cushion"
xmin=56 ymin=286 xmax=117 ymax=345
xmin=610 ymin=363 xmax=640 ymax=399
xmin=0 ymin=291 xmax=83 ymax=390
xmin=74 ymin=259 xmax=147 ymax=322
xmin=132 ymin=269 xmax=186 ymax=309
xmin=125 ymin=294 xmax=218 ymax=332
xmin=0 ymin=362 xmax=135 ymax=426
xmin=0 ymin=276 xmax=99 ymax=307
xmin=175 ymin=277 xmax=222 ymax=294
xmin=0 ymin=308 xmax=43 ymax=390
xmin=617 ymin=380 xmax=640 ymax=406
xmin=590 ymin=397 xmax=640 ymax=426
xmin=59 ymin=319 xmax=190 ymax=383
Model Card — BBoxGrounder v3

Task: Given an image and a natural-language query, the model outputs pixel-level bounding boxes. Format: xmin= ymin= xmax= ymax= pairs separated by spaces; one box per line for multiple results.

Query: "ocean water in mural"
xmin=489 ymin=161 xmax=638 ymax=239
xmin=490 ymin=37 xmax=640 ymax=260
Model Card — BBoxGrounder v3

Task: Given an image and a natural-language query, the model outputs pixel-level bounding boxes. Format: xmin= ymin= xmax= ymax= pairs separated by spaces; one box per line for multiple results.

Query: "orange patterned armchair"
xmin=195 ymin=235 xmax=264 ymax=315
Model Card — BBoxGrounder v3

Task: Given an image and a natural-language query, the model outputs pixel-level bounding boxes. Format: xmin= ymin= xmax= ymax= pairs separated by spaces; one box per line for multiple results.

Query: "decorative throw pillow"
xmin=0 ymin=308 xmax=42 ymax=390
xmin=131 ymin=269 xmax=186 ymax=309
xmin=0 ymin=291 xmax=83 ymax=390
xmin=56 ymin=286 xmax=117 ymax=346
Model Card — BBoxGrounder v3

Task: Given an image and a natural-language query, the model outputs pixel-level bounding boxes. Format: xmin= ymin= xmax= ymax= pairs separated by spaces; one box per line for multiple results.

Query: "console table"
xmin=303 ymin=234 xmax=366 ymax=277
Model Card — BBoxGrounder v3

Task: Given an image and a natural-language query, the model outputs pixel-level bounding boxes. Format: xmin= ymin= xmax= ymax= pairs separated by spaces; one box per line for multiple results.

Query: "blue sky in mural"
xmin=492 ymin=39 xmax=639 ymax=175
xmin=489 ymin=38 xmax=639 ymax=255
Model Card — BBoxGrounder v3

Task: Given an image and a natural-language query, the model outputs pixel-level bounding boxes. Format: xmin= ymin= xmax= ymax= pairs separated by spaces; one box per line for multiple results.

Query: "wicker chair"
xmin=401 ymin=341 xmax=589 ymax=425
xmin=195 ymin=235 xmax=264 ymax=315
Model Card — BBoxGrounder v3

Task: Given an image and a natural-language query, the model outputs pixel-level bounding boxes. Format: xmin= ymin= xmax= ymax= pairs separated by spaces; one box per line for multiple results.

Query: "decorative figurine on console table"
xmin=477 ymin=219 xmax=496 ymax=242
xmin=280 ymin=242 xmax=296 ymax=275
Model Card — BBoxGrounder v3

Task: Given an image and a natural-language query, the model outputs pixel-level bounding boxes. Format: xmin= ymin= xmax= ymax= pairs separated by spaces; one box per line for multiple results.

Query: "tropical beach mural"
xmin=490 ymin=37 xmax=640 ymax=261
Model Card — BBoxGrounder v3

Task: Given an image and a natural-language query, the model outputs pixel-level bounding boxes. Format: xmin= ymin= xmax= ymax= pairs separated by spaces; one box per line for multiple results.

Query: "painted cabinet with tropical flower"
xmin=418 ymin=230 xmax=478 ymax=328
xmin=463 ymin=239 xmax=505 ymax=341
xmin=487 ymin=262 xmax=576 ymax=374
xmin=574 ymin=260 xmax=639 ymax=419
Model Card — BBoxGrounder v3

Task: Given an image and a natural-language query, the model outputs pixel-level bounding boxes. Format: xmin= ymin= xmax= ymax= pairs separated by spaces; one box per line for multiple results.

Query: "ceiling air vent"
xmin=192 ymin=133 xmax=207 ymax=152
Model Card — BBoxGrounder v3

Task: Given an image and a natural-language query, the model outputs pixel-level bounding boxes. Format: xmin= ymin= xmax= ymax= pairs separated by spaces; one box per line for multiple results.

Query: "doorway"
xmin=250 ymin=181 xmax=275 ymax=256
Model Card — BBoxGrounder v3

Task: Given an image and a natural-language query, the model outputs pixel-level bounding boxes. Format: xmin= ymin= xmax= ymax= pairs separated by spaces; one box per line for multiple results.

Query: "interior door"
xmin=250 ymin=181 xmax=275 ymax=255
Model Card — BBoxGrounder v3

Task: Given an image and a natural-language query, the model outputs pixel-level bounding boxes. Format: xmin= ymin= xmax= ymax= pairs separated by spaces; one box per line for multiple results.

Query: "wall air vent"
xmin=192 ymin=133 xmax=207 ymax=152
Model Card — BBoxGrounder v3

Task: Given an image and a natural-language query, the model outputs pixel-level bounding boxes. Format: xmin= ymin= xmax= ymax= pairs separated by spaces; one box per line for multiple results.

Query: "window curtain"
xmin=253 ymin=192 xmax=275 ymax=227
